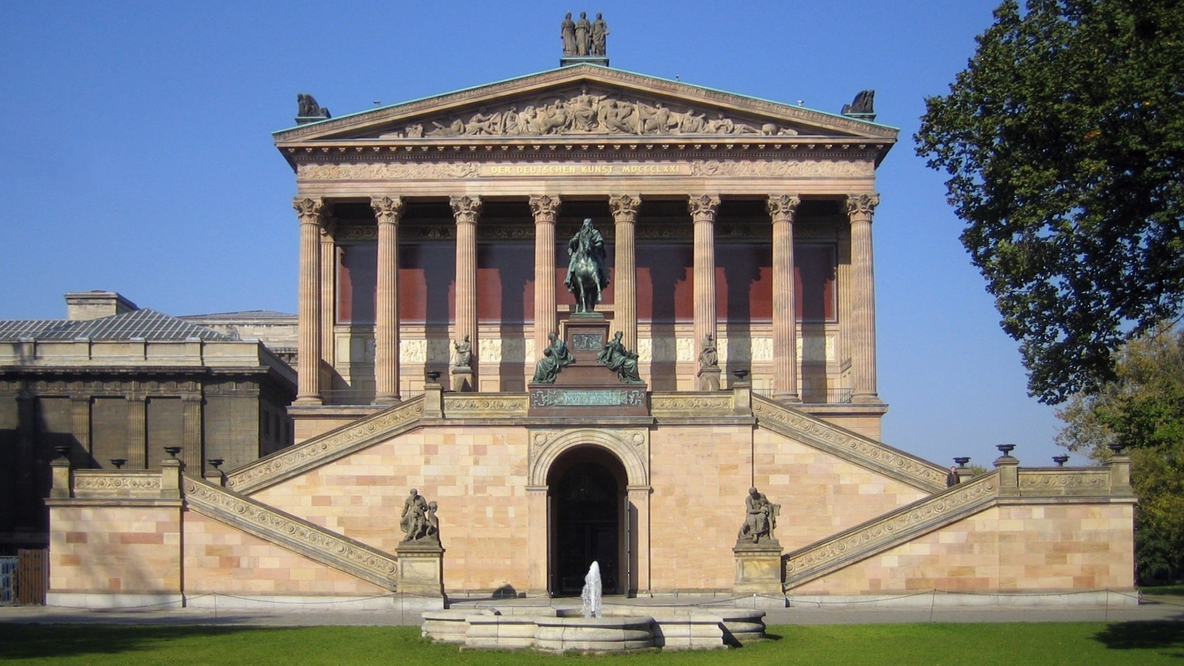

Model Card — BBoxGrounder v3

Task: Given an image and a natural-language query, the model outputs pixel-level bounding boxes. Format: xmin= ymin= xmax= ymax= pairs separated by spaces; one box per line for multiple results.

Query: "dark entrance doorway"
xmin=548 ymin=447 xmax=626 ymax=595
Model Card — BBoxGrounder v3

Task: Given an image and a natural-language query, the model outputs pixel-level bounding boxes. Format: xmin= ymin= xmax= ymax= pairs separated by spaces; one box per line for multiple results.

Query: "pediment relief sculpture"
xmin=383 ymin=88 xmax=802 ymax=139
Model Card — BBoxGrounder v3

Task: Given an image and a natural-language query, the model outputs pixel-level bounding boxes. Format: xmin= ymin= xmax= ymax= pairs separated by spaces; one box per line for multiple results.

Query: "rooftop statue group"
xmin=400 ymin=489 xmax=440 ymax=544
xmin=561 ymin=12 xmax=609 ymax=57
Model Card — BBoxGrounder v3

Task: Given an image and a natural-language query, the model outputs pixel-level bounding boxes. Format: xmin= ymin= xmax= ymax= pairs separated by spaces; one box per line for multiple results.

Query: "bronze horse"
xmin=568 ymin=253 xmax=602 ymax=314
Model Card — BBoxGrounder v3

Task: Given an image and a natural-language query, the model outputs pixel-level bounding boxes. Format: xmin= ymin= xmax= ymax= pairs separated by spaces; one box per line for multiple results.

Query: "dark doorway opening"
xmin=548 ymin=447 xmax=626 ymax=596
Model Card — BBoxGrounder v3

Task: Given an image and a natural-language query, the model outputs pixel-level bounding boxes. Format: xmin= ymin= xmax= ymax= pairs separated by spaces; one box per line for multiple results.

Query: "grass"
xmin=1 ymin=622 xmax=1183 ymax=665
xmin=1141 ymin=583 xmax=1184 ymax=598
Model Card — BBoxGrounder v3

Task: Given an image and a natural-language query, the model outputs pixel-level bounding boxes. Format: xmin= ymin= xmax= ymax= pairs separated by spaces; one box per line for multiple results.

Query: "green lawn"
xmin=0 ymin=623 xmax=1182 ymax=665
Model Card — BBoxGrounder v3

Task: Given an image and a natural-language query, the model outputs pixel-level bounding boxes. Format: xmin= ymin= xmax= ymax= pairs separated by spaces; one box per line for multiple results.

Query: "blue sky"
xmin=0 ymin=1 xmax=1076 ymax=468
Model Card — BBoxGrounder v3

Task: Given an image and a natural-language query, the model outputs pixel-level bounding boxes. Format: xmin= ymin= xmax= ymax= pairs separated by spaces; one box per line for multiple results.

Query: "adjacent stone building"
xmin=44 ymin=40 xmax=1135 ymax=609
xmin=0 ymin=292 xmax=295 ymax=553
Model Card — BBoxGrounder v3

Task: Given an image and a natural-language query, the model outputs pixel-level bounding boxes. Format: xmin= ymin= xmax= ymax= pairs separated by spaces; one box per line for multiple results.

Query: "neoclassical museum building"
xmin=46 ymin=37 xmax=1135 ymax=609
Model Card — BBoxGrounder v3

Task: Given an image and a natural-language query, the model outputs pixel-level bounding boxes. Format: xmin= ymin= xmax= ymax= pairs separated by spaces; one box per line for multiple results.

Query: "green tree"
xmin=915 ymin=0 xmax=1184 ymax=404
xmin=1055 ymin=325 xmax=1184 ymax=582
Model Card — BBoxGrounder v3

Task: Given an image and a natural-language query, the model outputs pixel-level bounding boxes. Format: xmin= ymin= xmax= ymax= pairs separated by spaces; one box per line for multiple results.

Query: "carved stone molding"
xmin=298 ymin=163 xmax=481 ymax=181
xmin=691 ymin=160 xmax=873 ymax=178
xmin=846 ymin=193 xmax=880 ymax=220
xmin=72 ymin=471 xmax=162 ymax=497
xmin=766 ymin=194 xmax=802 ymax=222
xmin=528 ymin=195 xmax=561 ymax=222
xmin=183 ymin=475 xmax=398 ymax=591
xmin=450 ymin=195 xmax=483 ymax=224
xmin=650 ymin=393 xmax=733 ymax=417
xmin=752 ymin=395 xmax=946 ymax=492
xmin=528 ymin=427 xmax=649 ymax=487
xmin=370 ymin=195 xmax=404 ymax=224
xmin=390 ymin=87 xmax=799 ymax=139
xmin=1018 ymin=470 xmax=1110 ymax=493
xmin=227 ymin=397 xmax=425 ymax=494
xmin=783 ymin=474 xmax=999 ymax=588
xmin=293 ymin=197 xmax=324 ymax=224
xmin=442 ymin=394 xmax=530 ymax=417
xmin=688 ymin=194 xmax=720 ymax=222
xmin=609 ymin=194 xmax=641 ymax=222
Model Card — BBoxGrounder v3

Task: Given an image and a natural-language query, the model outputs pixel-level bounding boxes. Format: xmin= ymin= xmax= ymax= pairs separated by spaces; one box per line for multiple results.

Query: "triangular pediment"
xmin=274 ymin=65 xmax=896 ymax=144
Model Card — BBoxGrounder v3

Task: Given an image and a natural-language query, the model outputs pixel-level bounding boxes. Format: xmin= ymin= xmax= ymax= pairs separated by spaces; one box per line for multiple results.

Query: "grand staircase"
xmin=781 ymin=472 xmax=999 ymax=590
xmin=183 ymin=474 xmax=399 ymax=590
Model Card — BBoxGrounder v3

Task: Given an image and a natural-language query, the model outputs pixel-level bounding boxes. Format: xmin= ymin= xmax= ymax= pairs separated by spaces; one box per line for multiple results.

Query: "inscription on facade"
xmin=485 ymin=164 xmax=685 ymax=176
xmin=531 ymin=388 xmax=645 ymax=407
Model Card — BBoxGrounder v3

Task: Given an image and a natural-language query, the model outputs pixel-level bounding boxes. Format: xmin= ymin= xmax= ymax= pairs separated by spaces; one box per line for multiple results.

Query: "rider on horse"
xmin=564 ymin=218 xmax=610 ymax=303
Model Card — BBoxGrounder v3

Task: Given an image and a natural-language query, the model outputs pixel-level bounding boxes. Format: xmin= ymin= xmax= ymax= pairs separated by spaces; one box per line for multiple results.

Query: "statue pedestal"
xmin=733 ymin=541 xmax=784 ymax=605
xmin=397 ymin=540 xmax=445 ymax=609
xmin=451 ymin=367 xmax=472 ymax=392
xmin=529 ymin=314 xmax=649 ymax=417
xmin=697 ymin=367 xmax=721 ymax=391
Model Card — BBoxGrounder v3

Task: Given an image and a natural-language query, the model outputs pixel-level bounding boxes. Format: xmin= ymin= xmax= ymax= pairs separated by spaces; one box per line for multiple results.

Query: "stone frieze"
xmin=388 ymin=87 xmax=798 ymax=139
xmin=443 ymin=394 xmax=530 ymax=417
xmin=72 ymin=471 xmax=162 ymax=496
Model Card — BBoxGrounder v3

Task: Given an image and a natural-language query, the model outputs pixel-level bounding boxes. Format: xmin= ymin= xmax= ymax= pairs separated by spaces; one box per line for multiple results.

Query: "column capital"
xmin=293 ymin=197 xmax=325 ymax=224
xmin=609 ymin=194 xmax=642 ymax=222
xmin=370 ymin=195 xmax=404 ymax=224
xmin=450 ymin=195 xmax=483 ymax=224
xmin=846 ymin=193 xmax=880 ymax=220
xmin=766 ymin=194 xmax=802 ymax=222
xmin=528 ymin=194 xmax=561 ymax=222
xmin=687 ymin=194 xmax=720 ymax=222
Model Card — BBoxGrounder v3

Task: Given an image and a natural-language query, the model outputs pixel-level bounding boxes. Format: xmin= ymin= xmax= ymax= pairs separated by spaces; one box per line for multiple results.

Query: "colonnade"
xmin=292 ymin=193 xmax=880 ymax=405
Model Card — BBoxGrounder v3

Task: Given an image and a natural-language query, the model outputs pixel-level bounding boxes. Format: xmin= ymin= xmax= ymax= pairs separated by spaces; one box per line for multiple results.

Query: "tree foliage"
xmin=1056 ymin=325 xmax=1184 ymax=582
xmin=916 ymin=0 xmax=1184 ymax=403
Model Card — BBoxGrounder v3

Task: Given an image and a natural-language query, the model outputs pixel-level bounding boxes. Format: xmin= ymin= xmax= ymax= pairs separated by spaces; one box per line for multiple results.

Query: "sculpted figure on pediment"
xmin=397 ymin=88 xmax=801 ymax=138
xmin=575 ymin=12 xmax=591 ymax=56
xmin=561 ymin=13 xmax=577 ymax=56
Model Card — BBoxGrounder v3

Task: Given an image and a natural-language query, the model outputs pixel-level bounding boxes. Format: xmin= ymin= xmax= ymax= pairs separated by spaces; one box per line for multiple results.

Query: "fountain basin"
xmin=421 ymin=605 xmax=766 ymax=652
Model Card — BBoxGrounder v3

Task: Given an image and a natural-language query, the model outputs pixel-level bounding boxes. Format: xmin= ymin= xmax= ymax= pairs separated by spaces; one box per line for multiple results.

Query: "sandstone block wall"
xmin=183 ymin=513 xmax=386 ymax=596
xmin=49 ymin=505 xmax=180 ymax=594
xmin=754 ymin=427 xmax=928 ymax=552
xmin=792 ymin=503 xmax=1135 ymax=595
xmin=252 ymin=426 xmax=531 ymax=593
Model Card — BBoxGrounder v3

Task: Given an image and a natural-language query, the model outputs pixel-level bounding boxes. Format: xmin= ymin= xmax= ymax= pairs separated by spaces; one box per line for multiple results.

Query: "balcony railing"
xmin=753 ymin=387 xmax=853 ymax=405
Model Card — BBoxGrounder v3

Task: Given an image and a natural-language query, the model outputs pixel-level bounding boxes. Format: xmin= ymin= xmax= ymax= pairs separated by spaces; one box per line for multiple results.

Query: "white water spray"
xmin=580 ymin=561 xmax=602 ymax=618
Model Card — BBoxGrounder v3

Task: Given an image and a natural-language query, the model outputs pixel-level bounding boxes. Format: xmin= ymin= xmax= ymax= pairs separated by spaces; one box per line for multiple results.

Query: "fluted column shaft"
xmin=530 ymin=195 xmax=560 ymax=359
xmin=847 ymin=193 xmax=880 ymax=403
xmin=689 ymin=195 xmax=721 ymax=370
xmin=294 ymin=197 xmax=325 ymax=404
xmin=373 ymin=196 xmax=404 ymax=404
xmin=182 ymin=394 xmax=203 ymax=472
xmin=319 ymin=222 xmax=335 ymax=387
xmin=610 ymin=195 xmax=641 ymax=351
xmin=126 ymin=396 xmax=146 ymax=468
xmin=451 ymin=196 xmax=482 ymax=381
xmin=768 ymin=195 xmax=801 ymax=401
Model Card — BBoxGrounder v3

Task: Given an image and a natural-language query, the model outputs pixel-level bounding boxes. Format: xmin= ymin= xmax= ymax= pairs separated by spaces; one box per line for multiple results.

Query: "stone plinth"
xmin=733 ymin=541 xmax=784 ymax=604
xmin=697 ymin=367 xmax=721 ymax=391
xmin=397 ymin=540 xmax=445 ymax=607
xmin=529 ymin=313 xmax=649 ymax=416
xmin=450 ymin=367 xmax=472 ymax=392
xmin=556 ymin=314 xmax=613 ymax=385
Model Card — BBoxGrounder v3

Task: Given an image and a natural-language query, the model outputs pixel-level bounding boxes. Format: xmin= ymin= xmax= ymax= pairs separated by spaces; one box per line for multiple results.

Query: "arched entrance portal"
xmin=547 ymin=446 xmax=627 ymax=595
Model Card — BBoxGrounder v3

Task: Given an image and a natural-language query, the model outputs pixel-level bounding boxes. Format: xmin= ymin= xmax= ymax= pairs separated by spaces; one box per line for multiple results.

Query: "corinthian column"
xmin=689 ymin=194 xmax=720 ymax=372
xmin=768 ymin=194 xmax=801 ymax=402
xmin=294 ymin=196 xmax=325 ymax=404
xmin=847 ymin=193 xmax=880 ymax=403
xmin=610 ymin=194 xmax=641 ymax=351
xmin=372 ymin=195 xmax=404 ymax=404
xmin=529 ymin=195 xmax=560 ymax=359
xmin=450 ymin=195 xmax=482 ymax=386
